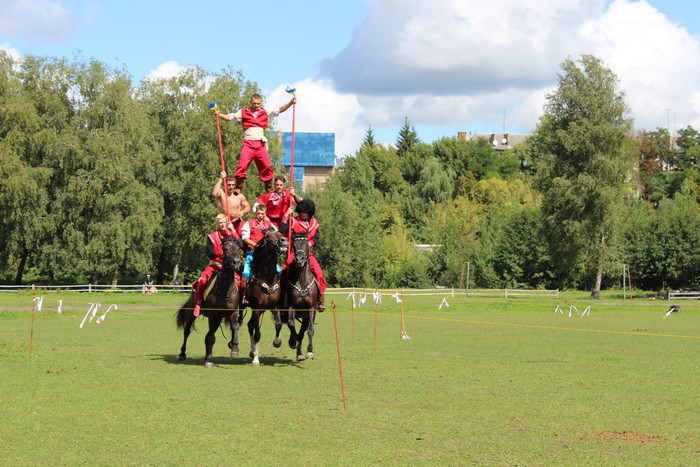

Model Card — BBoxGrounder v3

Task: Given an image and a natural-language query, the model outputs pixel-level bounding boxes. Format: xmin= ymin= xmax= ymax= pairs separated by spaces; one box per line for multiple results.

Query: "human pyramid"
xmin=191 ymin=93 xmax=327 ymax=317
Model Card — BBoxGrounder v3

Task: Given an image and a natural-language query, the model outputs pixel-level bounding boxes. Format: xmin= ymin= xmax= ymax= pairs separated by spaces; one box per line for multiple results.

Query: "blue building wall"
xmin=280 ymin=132 xmax=336 ymax=167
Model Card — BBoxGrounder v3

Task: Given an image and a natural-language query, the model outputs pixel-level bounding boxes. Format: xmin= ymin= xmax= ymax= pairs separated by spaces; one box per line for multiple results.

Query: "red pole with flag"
xmin=286 ymin=86 xmax=297 ymax=187
xmin=208 ymin=100 xmax=233 ymax=234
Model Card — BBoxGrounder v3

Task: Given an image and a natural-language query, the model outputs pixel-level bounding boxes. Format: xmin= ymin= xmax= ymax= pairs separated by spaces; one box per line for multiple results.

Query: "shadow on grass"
xmin=148 ymin=353 xmax=305 ymax=368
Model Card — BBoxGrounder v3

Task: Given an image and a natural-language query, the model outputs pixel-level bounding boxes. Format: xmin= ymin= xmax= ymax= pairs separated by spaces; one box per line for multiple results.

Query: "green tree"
xmin=362 ymin=125 xmax=376 ymax=148
xmin=396 ymin=117 xmax=419 ymax=158
xmin=532 ymin=54 xmax=635 ymax=298
xmin=415 ymin=157 xmax=455 ymax=203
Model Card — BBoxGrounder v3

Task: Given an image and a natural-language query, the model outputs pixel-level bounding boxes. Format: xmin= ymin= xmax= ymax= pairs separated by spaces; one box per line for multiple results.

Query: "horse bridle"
xmin=249 ymin=230 xmax=283 ymax=295
xmin=218 ymin=237 xmax=240 ymax=299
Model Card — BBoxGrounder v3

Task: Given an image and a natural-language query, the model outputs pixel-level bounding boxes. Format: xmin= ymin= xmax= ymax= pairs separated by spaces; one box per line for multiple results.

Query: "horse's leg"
xmin=306 ymin=309 xmax=316 ymax=360
xmin=204 ymin=315 xmax=220 ymax=368
xmin=228 ymin=310 xmax=240 ymax=359
xmin=179 ymin=313 xmax=195 ymax=361
xmin=272 ymin=309 xmax=283 ymax=348
xmin=296 ymin=315 xmax=310 ymax=361
xmin=247 ymin=311 xmax=261 ymax=367
xmin=287 ymin=307 xmax=298 ymax=349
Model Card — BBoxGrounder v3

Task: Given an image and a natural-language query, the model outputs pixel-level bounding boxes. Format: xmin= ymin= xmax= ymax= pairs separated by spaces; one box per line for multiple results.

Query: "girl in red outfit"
xmin=279 ymin=199 xmax=326 ymax=310
xmin=254 ymin=175 xmax=302 ymax=228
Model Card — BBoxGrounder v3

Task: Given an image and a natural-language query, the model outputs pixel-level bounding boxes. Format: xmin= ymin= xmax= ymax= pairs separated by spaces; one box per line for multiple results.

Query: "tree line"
xmin=1 ymin=52 xmax=698 ymax=295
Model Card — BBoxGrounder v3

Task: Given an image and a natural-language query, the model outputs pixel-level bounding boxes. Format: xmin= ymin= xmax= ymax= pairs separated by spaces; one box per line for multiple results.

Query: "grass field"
xmin=0 ymin=290 xmax=698 ymax=465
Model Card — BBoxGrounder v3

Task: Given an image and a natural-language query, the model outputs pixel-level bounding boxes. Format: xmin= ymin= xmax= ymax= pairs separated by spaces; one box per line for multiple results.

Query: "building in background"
xmin=277 ymin=131 xmax=338 ymax=191
xmin=458 ymin=132 xmax=530 ymax=152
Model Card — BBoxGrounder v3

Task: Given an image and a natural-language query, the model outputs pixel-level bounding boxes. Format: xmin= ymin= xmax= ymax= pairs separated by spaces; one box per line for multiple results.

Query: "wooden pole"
xmin=331 ymin=301 xmax=347 ymax=411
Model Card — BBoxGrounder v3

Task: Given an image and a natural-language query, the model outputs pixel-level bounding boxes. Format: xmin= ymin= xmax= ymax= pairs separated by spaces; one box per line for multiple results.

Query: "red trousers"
xmin=235 ymin=140 xmax=274 ymax=182
xmin=193 ymin=264 xmax=220 ymax=304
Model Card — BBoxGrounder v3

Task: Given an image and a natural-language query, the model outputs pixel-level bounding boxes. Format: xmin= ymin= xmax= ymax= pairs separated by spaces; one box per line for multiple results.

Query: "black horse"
xmin=285 ymin=234 xmax=321 ymax=361
xmin=176 ymin=237 xmax=243 ymax=367
xmin=244 ymin=228 xmax=288 ymax=366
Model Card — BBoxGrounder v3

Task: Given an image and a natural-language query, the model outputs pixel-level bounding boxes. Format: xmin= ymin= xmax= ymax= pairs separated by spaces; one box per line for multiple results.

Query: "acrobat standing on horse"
xmin=213 ymin=93 xmax=296 ymax=194
xmin=191 ymin=213 xmax=243 ymax=317
xmin=279 ymin=199 xmax=326 ymax=311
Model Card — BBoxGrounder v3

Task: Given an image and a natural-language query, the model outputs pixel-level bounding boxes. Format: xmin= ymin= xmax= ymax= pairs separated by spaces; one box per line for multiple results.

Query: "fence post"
xmin=465 ymin=262 xmax=470 ymax=298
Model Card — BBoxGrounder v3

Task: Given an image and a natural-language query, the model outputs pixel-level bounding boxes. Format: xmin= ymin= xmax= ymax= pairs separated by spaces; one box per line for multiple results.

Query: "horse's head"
xmin=291 ymin=234 xmax=310 ymax=268
xmin=260 ymin=228 xmax=288 ymax=257
xmin=222 ymin=237 xmax=242 ymax=272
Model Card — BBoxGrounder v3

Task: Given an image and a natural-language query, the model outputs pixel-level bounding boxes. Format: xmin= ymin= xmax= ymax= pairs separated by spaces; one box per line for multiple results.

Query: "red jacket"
xmin=257 ymin=190 xmax=293 ymax=220
xmin=206 ymin=229 xmax=239 ymax=262
xmin=246 ymin=219 xmax=274 ymax=247
xmin=241 ymin=108 xmax=268 ymax=130
xmin=281 ymin=217 xmax=319 ymax=247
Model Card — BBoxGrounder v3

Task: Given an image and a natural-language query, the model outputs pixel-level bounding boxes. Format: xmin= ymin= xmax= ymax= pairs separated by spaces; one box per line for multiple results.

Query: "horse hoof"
xmin=204 ymin=361 xmax=214 ymax=368
xmin=230 ymin=350 xmax=239 ymax=358
xmin=296 ymin=355 xmax=306 ymax=362
xmin=178 ymin=354 xmax=186 ymax=361
xmin=288 ymin=340 xmax=296 ymax=349
xmin=252 ymin=361 xmax=260 ymax=367
xmin=306 ymin=352 xmax=314 ymax=360
xmin=273 ymin=338 xmax=282 ymax=348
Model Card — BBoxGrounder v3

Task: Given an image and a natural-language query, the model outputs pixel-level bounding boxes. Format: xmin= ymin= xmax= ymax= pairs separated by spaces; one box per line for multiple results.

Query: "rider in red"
xmin=279 ymin=199 xmax=326 ymax=311
xmin=192 ymin=214 xmax=242 ymax=317
xmin=254 ymin=175 xmax=302 ymax=228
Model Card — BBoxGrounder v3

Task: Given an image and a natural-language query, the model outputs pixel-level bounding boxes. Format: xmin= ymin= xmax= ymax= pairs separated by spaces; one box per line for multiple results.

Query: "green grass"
xmin=0 ymin=291 xmax=698 ymax=465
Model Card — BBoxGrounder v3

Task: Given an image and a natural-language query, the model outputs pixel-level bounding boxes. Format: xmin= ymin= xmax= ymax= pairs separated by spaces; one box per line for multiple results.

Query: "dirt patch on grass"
xmin=582 ymin=431 xmax=672 ymax=444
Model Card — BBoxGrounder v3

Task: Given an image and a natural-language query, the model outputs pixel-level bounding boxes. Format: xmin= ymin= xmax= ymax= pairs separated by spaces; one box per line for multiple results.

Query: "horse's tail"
xmin=176 ymin=292 xmax=196 ymax=331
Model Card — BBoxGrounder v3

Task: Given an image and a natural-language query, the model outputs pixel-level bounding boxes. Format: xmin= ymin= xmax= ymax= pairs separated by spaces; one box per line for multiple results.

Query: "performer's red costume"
xmin=256 ymin=189 xmax=294 ymax=227
xmin=192 ymin=229 xmax=240 ymax=316
xmin=232 ymin=108 xmax=274 ymax=185
xmin=281 ymin=216 xmax=326 ymax=295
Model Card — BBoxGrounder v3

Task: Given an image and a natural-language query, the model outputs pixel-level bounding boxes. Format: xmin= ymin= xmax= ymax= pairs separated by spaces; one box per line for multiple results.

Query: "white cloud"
xmin=314 ymin=0 xmax=700 ymax=148
xmin=145 ymin=61 xmax=189 ymax=81
xmin=0 ymin=42 xmax=22 ymax=62
xmin=320 ymin=0 xmax=603 ymax=95
xmin=266 ymin=78 xmax=365 ymax=157
xmin=580 ymin=0 xmax=700 ymax=132
xmin=0 ymin=0 xmax=76 ymax=43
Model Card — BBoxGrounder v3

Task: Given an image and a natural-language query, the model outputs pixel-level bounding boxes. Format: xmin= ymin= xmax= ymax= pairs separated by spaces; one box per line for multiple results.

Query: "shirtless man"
xmin=213 ymin=171 xmax=250 ymax=235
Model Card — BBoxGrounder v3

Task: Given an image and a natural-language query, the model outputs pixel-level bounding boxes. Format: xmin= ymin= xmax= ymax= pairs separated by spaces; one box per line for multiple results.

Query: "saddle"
xmin=202 ymin=273 xmax=241 ymax=302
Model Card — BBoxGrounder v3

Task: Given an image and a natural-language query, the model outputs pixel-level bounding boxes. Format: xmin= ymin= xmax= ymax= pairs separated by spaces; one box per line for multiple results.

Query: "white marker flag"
xmin=438 ymin=297 xmax=450 ymax=309
xmin=88 ymin=303 xmax=100 ymax=323
xmin=79 ymin=303 xmax=96 ymax=328
xmin=96 ymin=304 xmax=117 ymax=324
xmin=32 ymin=296 xmax=44 ymax=312
xmin=57 ymin=299 xmax=63 ymax=315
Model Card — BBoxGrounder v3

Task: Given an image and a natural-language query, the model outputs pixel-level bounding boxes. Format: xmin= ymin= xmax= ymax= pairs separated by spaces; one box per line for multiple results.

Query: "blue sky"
xmin=1 ymin=0 xmax=699 ymax=155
